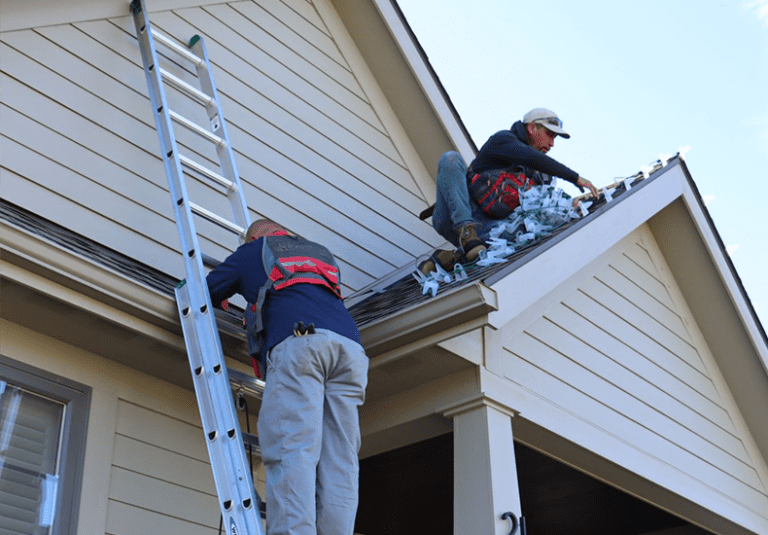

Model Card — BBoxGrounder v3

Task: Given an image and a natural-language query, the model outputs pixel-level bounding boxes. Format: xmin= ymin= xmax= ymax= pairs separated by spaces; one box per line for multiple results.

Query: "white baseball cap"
xmin=523 ymin=108 xmax=570 ymax=139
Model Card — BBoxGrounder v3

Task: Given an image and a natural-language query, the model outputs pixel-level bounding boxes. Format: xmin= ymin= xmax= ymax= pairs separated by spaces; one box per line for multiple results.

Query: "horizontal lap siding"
xmin=0 ymin=0 xmax=439 ymax=293
xmin=106 ymin=500 xmax=217 ymax=535
xmin=108 ymin=399 xmax=264 ymax=535
xmin=501 ymin=237 xmax=768 ymax=515
xmin=148 ymin=9 xmax=427 ymax=269
xmin=0 ymin=27 xmax=222 ymax=279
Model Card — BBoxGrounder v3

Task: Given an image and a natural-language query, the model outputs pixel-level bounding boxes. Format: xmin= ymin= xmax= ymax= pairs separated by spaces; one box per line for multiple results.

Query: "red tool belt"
xmin=468 ymin=167 xmax=532 ymax=219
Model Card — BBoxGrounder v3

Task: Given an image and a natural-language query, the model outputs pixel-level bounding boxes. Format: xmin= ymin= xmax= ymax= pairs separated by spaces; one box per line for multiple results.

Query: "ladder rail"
xmin=176 ymin=282 xmax=262 ymax=528
xmin=153 ymin=33 xmax=251 ymax=240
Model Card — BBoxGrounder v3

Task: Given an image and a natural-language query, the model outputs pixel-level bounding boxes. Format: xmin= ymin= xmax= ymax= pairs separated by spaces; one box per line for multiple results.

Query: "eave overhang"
xmin=0 ymin=212 xmax=254 ymax=389
xmin=1 ymin=215 xmax=178 ymax=332
xmin=359 ymin=280 xmax=497 ymax=357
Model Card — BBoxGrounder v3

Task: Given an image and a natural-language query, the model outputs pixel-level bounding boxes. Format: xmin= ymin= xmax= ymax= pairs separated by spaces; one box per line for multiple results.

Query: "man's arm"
xmin=477 ymin=131 xmax=599 ymax=198
xmin=206 ymin=249 xmax=243 ymax=306
xmin=478 ymin=131 xmax=580 ymax=183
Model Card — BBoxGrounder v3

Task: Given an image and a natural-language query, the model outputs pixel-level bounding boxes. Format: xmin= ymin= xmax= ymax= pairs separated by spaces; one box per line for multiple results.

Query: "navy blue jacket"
xmin=469 ymin=121 xmax=582 ymax=189
xmin=206 ymin=237 xmax=361 ymax=354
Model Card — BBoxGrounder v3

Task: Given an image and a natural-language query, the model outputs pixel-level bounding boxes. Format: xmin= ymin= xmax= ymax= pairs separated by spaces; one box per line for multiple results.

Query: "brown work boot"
xmin=419 ymin=249 xmax=462 ymax=275
xmin=456 ymin=223 xmax=486 ymax=262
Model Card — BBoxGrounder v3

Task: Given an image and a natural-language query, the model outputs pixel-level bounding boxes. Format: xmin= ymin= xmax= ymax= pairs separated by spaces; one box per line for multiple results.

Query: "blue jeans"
xmin=258 ymin=330 xmax=368 ymax=535
xmin=432 ymin=151 xmax=499 ymax=248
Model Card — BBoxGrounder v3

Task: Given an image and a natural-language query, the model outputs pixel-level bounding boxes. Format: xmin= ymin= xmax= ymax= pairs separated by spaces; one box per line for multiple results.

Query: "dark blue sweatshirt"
xmin=206 ymin=237 xmax=361 ymax=354
xmin=469 ymin=121 xmax=581 ymax=188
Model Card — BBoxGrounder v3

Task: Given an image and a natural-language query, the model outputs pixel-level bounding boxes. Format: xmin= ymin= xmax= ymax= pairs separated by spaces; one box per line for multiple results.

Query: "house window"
xmin=0 ymin=356 xmax=90 ymax=535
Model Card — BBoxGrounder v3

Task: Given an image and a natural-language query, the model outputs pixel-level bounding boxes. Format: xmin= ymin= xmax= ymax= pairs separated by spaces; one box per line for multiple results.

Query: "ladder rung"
xmin=170 ymin=110 xmax=224 ymax=146
xmin=160 ymin=68 xmax=214 ymax=106
xmin=151 ymin=28 xmax=204 ymax=67
xmin=179 ymin=154 xmax=234 ymax=190
xmin=229 ymin=368 xmax=265 ymax=398
xmin=190 ymin=201 xmax=244 ymax=235
xmin=242 ymin=432 xmax=261 ymax=454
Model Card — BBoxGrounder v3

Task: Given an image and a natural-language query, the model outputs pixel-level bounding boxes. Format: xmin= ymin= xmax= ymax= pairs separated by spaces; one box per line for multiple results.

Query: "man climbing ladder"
xmin=207 ymin=220 xmax=369 ymax=535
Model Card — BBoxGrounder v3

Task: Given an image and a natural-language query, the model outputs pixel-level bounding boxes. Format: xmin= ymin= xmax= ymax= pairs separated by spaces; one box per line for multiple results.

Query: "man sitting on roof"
xmin=420 ymin=108 xmax=599 ymax=274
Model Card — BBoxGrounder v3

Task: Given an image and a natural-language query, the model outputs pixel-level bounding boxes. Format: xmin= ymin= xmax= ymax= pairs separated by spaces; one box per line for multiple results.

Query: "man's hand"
xmin=576 ymin=176 xmax=599 ymax=199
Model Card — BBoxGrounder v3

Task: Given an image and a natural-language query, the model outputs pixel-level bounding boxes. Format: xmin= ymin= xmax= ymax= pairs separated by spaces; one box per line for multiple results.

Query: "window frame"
xmin=0 ymin=354 xmax=91 ymax=535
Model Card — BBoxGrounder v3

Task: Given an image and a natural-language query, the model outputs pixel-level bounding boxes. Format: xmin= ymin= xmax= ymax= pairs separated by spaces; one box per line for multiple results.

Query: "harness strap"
xmin=269 ymin=258 xmax=341 ymax=297
xmin=253 ymin=282 xmax=270 ymax=346
xmin=247 ymin=235 xmax=342 ymax=361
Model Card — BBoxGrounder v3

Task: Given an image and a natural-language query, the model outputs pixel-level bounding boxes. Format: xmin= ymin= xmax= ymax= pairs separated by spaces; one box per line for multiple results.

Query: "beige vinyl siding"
xmin=107 ymin=392 xmax=264 ymax=534
xmin=107 ymin=400 xmax=219 ymax=534
xmin=0 ymin=0 xmax=440 ymax=294
xmin=500 ymin=233 xmax=768 ymax=517
xmin=1 ymin=318 xmax=264 ymax=534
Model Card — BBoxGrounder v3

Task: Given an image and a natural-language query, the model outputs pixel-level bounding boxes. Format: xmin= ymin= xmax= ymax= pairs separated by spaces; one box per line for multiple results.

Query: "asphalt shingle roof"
xmin=0 ymin=157 xmax=669 ymax=330
xmin=346 ymin=164 xmax=664 ymax=327
xmin=0 ymin=199 xmax=178 ymax=295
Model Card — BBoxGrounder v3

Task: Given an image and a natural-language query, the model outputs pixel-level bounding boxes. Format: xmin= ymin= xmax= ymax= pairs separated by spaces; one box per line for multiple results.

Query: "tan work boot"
xmin=419 ymin=249 xmax=462 ymax=275
xmin=456 ymin=223 xmax=486 ymax=262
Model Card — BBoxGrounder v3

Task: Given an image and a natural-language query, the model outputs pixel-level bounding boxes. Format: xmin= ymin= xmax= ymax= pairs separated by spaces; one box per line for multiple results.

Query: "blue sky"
xmin=398 ymin=0 xmax=768 ymax=329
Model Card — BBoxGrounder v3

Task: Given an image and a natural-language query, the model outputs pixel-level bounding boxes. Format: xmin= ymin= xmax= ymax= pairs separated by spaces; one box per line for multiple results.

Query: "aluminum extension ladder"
xmin=130 ymin=1 xmax=265 ymax=533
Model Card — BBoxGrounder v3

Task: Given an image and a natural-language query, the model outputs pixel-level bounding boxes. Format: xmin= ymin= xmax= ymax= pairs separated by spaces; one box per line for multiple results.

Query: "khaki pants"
xmin=258 ymin=330 xmax=369 ymax=535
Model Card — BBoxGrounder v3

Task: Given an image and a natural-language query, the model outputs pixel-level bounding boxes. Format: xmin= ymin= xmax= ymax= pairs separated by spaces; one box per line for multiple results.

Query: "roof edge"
xmin=485 ymin=159 xmax=686 ymax=330
xmin=0 ymin=216 xmax=178 ymax=333
xmin=375 ymin=0 xmax=477 ymax=155
xmin=359 ymin=281 xmax=497 ymax=356
xmin=676 ymin=161 xmax=768 ymax=366
xmin=485 ymin=157 xmax=673 ymax=287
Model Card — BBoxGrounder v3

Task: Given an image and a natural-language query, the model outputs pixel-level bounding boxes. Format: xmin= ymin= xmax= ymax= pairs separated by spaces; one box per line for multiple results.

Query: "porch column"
xmin=444 ymin=398 xmax=522 ymax=535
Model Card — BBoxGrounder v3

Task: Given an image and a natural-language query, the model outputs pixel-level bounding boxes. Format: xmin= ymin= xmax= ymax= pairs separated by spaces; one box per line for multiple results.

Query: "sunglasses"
xmin=537 ymin=116 xmax=564 ymax=128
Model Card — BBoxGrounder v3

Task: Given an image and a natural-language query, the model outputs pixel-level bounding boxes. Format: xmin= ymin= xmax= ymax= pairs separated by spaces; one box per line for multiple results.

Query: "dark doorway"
xmin=355 ymin=433 xmax=712 ymax=535
xmin=355 ymin=433 xmax=453 ymax=534
xmin=514 ymin=444 xmax=711 ymax=535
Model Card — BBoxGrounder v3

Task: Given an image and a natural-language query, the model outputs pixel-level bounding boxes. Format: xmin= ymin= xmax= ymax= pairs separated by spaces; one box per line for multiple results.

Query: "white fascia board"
xmin=359 ymin=280 xmax=498 ymax=356
xmin=487 ymin=165 xmax=686 ymax=329
xmin=371 ymin=0 xmax=475 ymax=160
xmin=0 ymin=218 xmax=257 ymax=376
xmin=678 ymin=181 xmax=768 ymax=376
